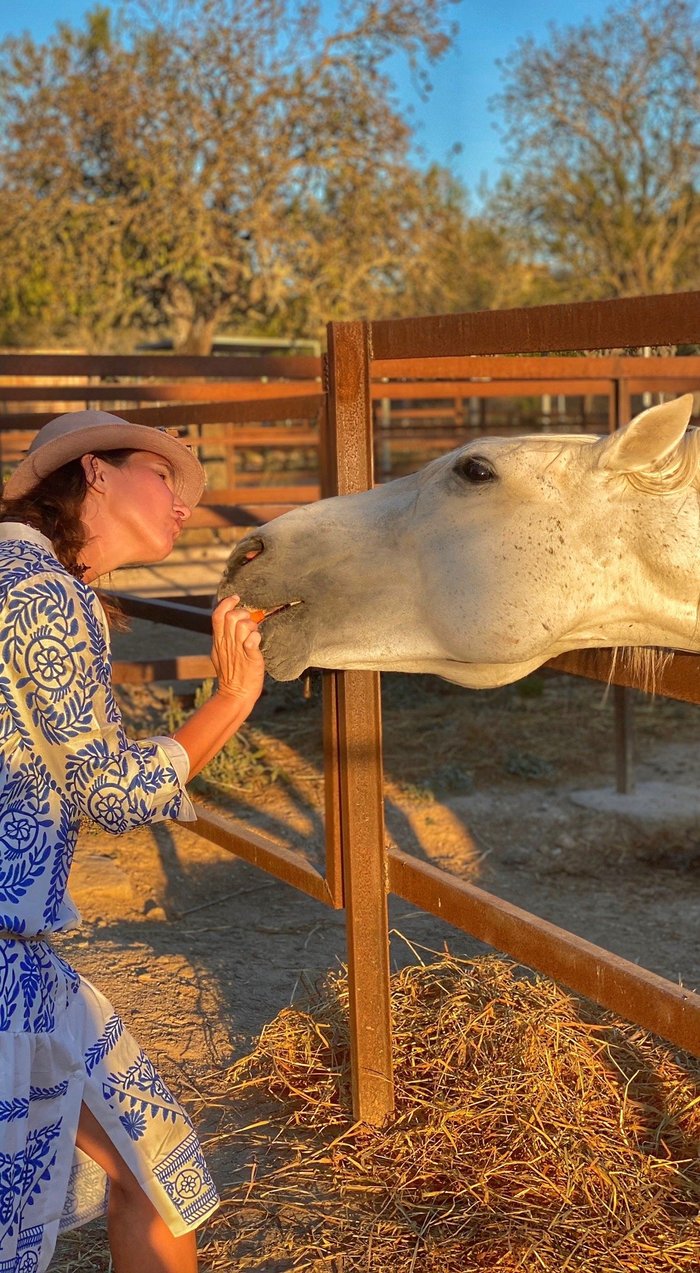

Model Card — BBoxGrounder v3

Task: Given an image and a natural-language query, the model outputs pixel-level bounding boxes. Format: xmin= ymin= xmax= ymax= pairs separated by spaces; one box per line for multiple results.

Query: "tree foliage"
xmin=1 ymin=0 xmax=499 ymax=351
xmin=488 ymin=0 xmax=700 ymax=299
xmin=5 ymin=0 xmax=695 ymax=350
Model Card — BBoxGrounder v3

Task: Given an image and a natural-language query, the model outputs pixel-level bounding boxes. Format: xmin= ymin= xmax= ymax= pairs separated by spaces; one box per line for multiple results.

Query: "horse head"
xmin=219 ymin=395 xmax=699 ymax=687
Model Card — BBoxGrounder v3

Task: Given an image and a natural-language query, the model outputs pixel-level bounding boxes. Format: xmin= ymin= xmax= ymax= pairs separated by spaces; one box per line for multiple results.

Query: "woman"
xmin=0 ymin=409 xmax=265 ymax=1272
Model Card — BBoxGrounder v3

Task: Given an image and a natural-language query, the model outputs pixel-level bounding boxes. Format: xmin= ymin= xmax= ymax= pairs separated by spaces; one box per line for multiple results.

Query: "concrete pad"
xmin=568 ymin=781 xmax=700 ymax=826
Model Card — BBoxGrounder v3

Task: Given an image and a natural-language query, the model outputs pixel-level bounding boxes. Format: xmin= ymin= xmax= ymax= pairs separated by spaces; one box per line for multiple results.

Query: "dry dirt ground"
xmin=51 ymin=610 xmax=700 ymax=1270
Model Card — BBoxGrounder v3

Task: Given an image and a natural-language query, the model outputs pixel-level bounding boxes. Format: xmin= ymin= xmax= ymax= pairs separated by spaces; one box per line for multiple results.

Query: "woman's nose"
xmin=174 ymin=498 xmax=192 ymax=522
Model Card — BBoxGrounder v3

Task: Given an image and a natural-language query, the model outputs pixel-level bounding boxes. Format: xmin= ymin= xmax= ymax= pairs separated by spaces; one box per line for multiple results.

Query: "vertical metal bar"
xmin=318 ymin=393 xmax=345 ymax=909
xmin=614 ymin=683 xmax=635 ymax=795
xmin=336 ymin=670 xmax=393 ymax=1120
xmin=617 ymin=378 xmax=631 ymax=428
xmin=607 ymin=379 xmax=617 ymax=433
xmin=378 ymin=396 xmax=392 ymax=478
xmin=317 ymin=379 xmax=335 ymax=499
xmin=611 ymin=378 xmax=635 ymax=793
xmin=322 ymin=671 xmax=344 ymax=909
xmin=325 ymin=320 xmax=394 ymax=1123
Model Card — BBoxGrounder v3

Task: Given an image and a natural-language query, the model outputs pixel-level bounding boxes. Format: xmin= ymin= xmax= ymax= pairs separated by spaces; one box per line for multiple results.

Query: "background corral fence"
xmin=3 ymin=347 xmax=700 ymax=514
xmin=1 ymin=294 xmax=699 ymax=1123
xmin=0 ymin=350 xmax=326 ymax=529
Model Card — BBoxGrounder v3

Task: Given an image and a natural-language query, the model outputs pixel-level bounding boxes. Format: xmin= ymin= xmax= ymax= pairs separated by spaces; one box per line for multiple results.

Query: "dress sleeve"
xmin=0 ymin=571 xmax=196 ymax=833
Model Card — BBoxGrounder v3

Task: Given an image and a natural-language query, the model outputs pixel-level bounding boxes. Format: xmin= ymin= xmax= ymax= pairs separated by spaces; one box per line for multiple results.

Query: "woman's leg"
xmin=76 ymin=1103 xmax=198 ymax=1273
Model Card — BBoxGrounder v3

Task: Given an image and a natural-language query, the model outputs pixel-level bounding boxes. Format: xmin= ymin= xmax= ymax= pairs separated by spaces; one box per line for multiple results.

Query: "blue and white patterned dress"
xmin=0 ymin=525 xmax=219 ymax=1273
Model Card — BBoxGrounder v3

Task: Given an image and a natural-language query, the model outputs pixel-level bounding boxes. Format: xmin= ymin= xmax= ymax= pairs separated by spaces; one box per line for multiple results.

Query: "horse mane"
xmin=608 ymin=645 xmax=675 ymax=696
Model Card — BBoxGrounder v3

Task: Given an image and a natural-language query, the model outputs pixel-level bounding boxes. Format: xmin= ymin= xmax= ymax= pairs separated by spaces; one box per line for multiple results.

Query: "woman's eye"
xmin=454 ymin=455 xmax=496 ymax=484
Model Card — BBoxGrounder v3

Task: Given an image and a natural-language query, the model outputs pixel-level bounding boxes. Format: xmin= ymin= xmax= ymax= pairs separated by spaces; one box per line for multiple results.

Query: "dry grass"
xmin=201 ymin=953 xmax=700 ymax=1272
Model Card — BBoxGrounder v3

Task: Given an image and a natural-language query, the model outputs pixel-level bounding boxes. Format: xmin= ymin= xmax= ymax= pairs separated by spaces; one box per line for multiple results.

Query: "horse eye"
xmin=454 ymin=455 xmax=496 ymax=484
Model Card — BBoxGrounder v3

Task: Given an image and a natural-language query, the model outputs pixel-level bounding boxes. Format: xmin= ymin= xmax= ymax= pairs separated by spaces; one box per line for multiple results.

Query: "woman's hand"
xmin=172 ymin=599 xmax=265 ymax=777
xmin=210 ymin=595 xmax=265 ymax=705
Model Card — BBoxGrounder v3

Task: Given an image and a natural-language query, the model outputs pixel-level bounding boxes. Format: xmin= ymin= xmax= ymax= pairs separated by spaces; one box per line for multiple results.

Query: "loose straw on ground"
xmin=204 ymin=953 xmax=699 ymax=1273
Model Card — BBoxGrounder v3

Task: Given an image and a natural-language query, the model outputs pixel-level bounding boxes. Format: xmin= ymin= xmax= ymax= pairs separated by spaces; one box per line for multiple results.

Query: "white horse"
xmin=219 ymin=395 xmax=700 ymax=687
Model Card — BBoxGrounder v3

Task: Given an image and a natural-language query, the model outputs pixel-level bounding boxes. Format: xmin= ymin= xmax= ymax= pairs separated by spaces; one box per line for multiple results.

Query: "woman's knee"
xmin=75 ymin=1102 xmax=141 ymax=1196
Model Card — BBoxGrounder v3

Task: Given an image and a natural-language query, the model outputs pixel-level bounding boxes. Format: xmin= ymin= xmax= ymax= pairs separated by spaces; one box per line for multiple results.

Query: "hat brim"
xmin=3 ymin=421 xmax=205 ymax=507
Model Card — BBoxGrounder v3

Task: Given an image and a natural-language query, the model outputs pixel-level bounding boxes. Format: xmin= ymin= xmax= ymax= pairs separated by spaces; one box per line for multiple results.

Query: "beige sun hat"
xmin=3 ymin=409 xmax=206 ymax=506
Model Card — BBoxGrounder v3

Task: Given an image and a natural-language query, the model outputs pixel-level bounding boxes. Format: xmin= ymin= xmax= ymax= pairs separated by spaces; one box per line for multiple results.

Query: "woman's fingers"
xmin=212 ymin=596 xmax=263 ymax=630
xmin=211 ymin=597 xmax=265 ymax=700
xmin=212 ymin=594 xmax=244 ymax=629
xmin=212 ymin=598 xmax=258 ymax=650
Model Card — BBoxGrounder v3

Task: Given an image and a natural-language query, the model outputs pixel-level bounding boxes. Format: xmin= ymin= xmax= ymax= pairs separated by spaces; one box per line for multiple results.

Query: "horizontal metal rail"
xmin=371 ymin=377 xmax=615 ymax=399
xmin=110 ymin=592 xmax=213 ymax=633
xmin=549 ymin=648 xmax=700 ymax=704
xmin=2 ymin=351 xmax=696 ymax=385
xmin=388 ymin=847 xmax=700 ymax=1056
xmin=371 ymin=353 xmax=700 ymax=379
xmin=191 ymin=803 xmax=336 ymax=907
xmin=369 ymin=290 xmax=700 ymax=359
xmin=0 ymin=352 xmax=322 ymax=379
xmin=0 ymin=381 xmax=322 ymax=403
xmin=199 ymin=484 xmax=318 ymax=504
xmin=0 ymin=395 xmax=324 ymax=431
xmin=112 ymin=655 xmax=214 ymax=685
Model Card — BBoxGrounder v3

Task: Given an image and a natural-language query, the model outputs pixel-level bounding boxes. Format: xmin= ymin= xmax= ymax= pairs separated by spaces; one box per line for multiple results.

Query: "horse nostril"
xmin=230 ymin=536 xmax=264 ymax=569
xmin=219 ymin=537 xmax=266 ymax=602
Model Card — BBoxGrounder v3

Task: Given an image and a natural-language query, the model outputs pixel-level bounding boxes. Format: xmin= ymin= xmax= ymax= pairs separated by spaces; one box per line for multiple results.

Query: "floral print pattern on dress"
xmin=0 ymin=536 xmax=218 ymax=1271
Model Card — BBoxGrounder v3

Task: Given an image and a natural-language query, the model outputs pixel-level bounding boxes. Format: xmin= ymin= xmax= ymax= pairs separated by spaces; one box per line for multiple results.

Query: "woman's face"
xmin=84 ymin=449 xmax=192 ymax=570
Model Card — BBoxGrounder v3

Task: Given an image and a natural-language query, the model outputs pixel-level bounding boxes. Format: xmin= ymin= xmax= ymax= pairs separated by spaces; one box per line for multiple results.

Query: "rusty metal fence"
xmin=3 ymin=349 xmax=700 ymax=517
xmin=323 ymin=290 xmax=700 ymax=1120
xmin=0 ymin=351 xmax=324 ymax=529
xmin=2 ymin=294 xmax=700 ymax=1122
xmin=111 ymin=293 xmax=700 ymax=1122
xmin=371 ymin=351 xmax=700 ymax=468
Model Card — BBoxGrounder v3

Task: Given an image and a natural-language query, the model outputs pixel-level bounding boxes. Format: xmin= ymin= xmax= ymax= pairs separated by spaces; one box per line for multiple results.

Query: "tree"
xmin=487 ymin=0 xmax=700 ymax=300
xmin=0 ymin=0 xmax=475 ymax=351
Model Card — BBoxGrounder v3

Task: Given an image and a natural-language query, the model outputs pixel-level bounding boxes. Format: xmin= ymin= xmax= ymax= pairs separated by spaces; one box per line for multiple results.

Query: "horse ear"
xmin=596 ymin=394 xmax=694 ymax=473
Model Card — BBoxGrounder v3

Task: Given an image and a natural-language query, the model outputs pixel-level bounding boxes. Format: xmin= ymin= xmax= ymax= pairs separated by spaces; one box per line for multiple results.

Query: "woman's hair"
xmin=0 ymin=449 xmax=135 ymax=578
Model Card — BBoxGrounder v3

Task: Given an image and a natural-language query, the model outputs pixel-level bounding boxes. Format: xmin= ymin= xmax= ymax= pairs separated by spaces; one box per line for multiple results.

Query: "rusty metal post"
xmin=614 ymin=683 xmax=635 ymax=795
xmin=317 ymin=397 xmax=345 ymax=911
xmin=322 ymin=671 xmax=345 ymax=909
xmin=325 ymin=320 xmax=394 ymax=1123
xmin=378 ymin=395 xmax=392 ymax=477
xmin=611 ymin=377 xmax=636 ymax=794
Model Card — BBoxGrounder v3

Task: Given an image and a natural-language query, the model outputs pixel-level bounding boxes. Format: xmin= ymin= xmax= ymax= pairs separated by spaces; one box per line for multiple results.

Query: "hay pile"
xmin=211 ymin=954 xmax=699 ymax=1272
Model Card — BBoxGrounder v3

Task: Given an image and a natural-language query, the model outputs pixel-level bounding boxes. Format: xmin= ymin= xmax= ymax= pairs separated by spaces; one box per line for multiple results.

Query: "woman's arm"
xmin=1 ymin=570 xmax=193 ymax=831
xmin=172 ymin=596 xmax=265 ymax=779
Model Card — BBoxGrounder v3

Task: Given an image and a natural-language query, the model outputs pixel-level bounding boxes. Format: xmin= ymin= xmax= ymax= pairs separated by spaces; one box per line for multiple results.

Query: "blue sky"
xmin=0 ymin=0 xmax=615 ymax=193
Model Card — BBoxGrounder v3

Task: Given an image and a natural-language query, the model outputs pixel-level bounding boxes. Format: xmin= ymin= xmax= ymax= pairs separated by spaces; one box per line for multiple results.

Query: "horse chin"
xmin=429 ymin=656 xmax=549 ymax=689
xmin=259 ymin=610 xmax=313 ymax=682
xmin=262 ymin=645 xmax=549 ymax=688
